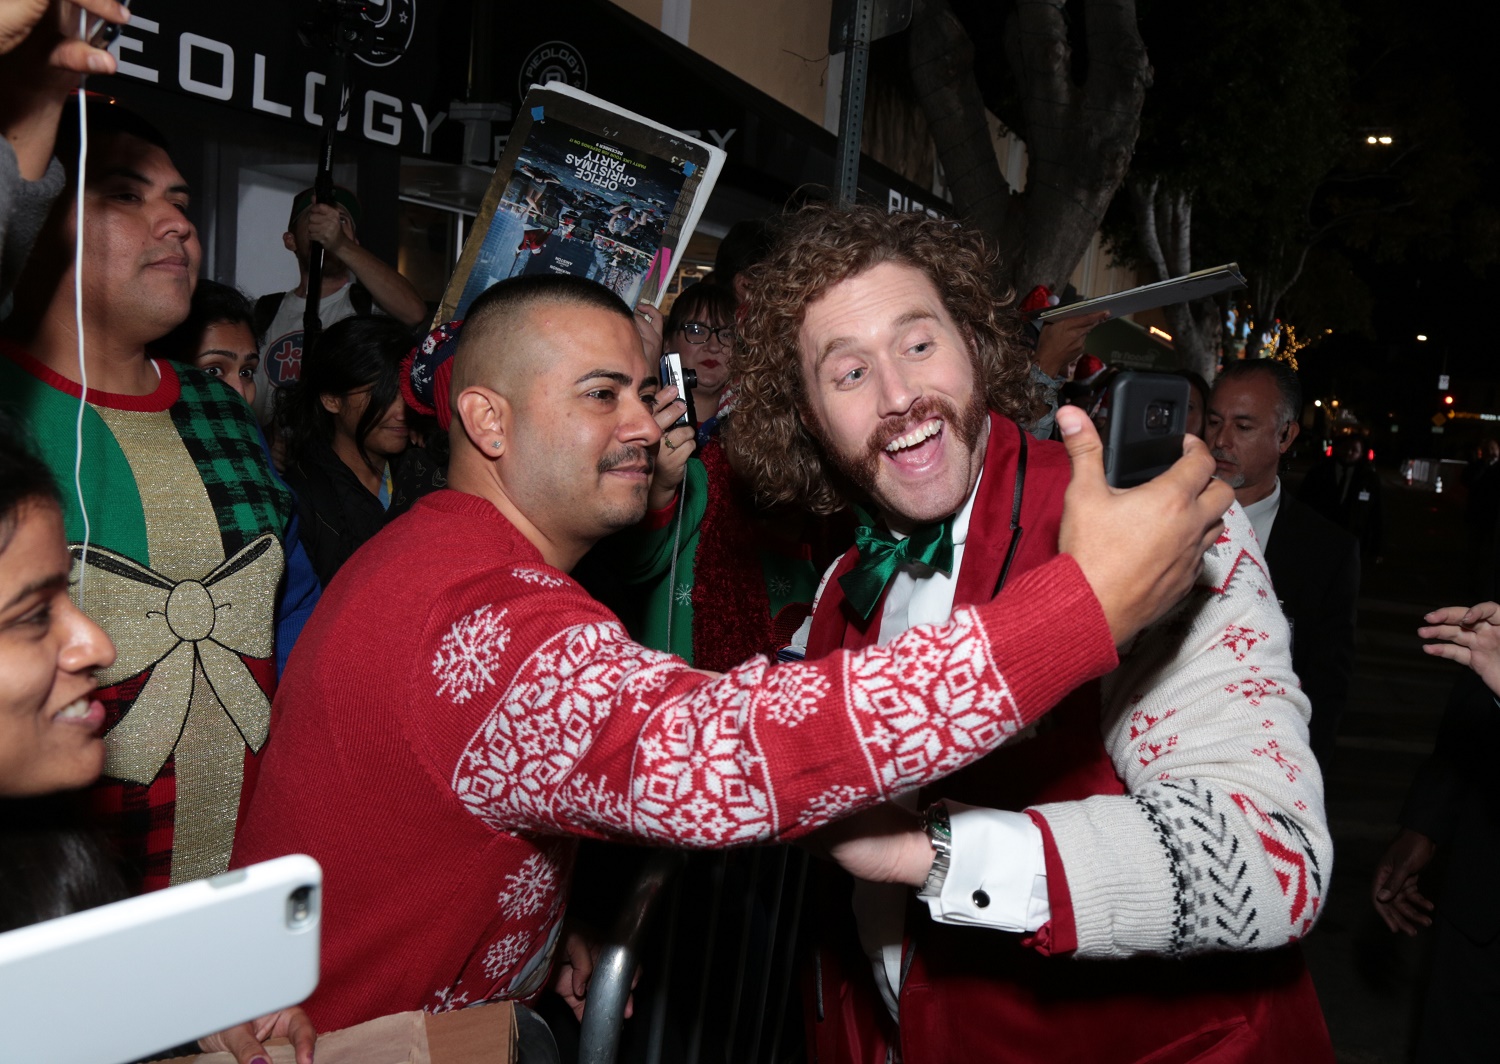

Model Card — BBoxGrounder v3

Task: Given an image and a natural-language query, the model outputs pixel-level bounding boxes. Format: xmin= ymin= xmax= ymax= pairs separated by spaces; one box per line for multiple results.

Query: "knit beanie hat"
xmin=402 ymin=320 xmax=464 ymax=432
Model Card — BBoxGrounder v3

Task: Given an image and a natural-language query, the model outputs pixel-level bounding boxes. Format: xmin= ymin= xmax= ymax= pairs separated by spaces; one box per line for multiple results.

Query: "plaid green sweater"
xmin=1 ymin=344 xmax=319 ymax=890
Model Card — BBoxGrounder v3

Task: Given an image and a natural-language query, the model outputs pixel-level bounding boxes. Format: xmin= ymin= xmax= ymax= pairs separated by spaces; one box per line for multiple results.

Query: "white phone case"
xmin=0 ymin=854 xmax=321 ymax=1064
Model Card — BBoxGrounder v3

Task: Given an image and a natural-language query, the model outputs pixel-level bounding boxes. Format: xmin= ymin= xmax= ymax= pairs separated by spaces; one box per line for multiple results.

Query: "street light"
xmin=1314 ymin=399 xmax=1323 ymax=408
xmin=1417 ymin=334 xmax=1428 ymax=342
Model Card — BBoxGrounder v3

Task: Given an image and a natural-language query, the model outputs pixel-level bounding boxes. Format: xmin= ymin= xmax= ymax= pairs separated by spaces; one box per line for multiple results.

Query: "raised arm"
xmin=302 ymin=203 xmax=427 ymax=327
xmin=1031 ymin=504 xmax=1332 ymax=957
xmin=444 ymin=551 xmax=1116 ymax=847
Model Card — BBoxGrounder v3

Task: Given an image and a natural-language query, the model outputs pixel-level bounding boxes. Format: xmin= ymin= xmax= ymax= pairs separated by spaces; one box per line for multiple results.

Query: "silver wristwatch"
xmin=917 ymin=801 xmax=952 ymax=899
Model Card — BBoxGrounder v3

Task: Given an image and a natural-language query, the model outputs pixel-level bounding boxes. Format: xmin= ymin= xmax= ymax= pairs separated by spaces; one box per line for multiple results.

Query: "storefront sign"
xmin=101 ymin=0 xmax=945 ymax=212
xmin=105 ymin=0 xmax=461 ymax=155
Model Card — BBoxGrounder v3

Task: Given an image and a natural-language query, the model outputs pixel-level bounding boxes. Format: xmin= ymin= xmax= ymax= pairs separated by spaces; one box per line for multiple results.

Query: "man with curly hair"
xmin=728 ymin=205 xmax=1335 ymax=1062
xmin=231 ymin=270 xmax=1230 ymax=1032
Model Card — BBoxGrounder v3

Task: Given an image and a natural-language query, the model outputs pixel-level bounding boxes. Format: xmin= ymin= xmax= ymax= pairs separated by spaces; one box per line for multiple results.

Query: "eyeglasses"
xmin=680 ymin=322 xmax=736 ymax=347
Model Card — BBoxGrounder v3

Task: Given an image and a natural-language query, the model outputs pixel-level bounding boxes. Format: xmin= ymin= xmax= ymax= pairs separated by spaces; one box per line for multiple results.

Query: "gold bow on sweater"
xmin=74 ymin=534 xmax=283 ymax=883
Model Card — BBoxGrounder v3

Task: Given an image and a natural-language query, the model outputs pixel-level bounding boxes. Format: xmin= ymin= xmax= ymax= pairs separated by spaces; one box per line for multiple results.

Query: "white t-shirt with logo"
xmin=253 ymin=282 xmax=374 ymax=424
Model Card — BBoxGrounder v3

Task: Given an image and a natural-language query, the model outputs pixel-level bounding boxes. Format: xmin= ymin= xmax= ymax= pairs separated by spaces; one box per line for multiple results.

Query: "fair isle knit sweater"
xmin=231 ymin=489 xmax=1117 ymax=1030
xmin=1035 ymin=503 xmax=1332 ymax=957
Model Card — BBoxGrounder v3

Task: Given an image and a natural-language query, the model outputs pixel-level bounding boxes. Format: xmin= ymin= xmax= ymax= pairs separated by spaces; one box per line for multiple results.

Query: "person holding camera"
xmin=603 ymin=280 xmax=833 ymax=669
xmin=727 ymin=204 xmax=1334 ymax=1063
xmin=251 ymin=186 xmax=427 ymax=425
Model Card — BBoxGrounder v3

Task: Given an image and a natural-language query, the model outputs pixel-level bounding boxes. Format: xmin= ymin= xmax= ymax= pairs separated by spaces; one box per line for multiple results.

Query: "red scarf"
xmin=690 ymin=438 xmax=776 ymax=672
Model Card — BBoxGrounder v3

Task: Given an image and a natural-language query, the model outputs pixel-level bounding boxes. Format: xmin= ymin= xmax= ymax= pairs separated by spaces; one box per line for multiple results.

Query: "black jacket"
xmin=1262 ymin=494 xmax=1360 ymax=765
xmin=1297 ymin=456 xmax=1384 ymax=559
xmin=282 ymin=440 xmax=391 ymax=588
xmin=1399 ymin=671 xmax=1500 ymax=945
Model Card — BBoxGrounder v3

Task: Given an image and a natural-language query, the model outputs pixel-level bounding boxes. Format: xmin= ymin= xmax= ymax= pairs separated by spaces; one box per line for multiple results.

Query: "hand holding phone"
xmin=83 ymin=0 xmax=131 ymax=51
xmin=659 ymin=352 xmax=698 ymax=430
xmin=0 ymin=854 xmax=321 ymax=1064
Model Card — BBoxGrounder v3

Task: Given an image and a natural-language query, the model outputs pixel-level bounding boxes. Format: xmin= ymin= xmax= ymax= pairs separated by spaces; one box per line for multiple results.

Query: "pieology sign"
xmin=102 ymin=0 xmax=456 ymax=155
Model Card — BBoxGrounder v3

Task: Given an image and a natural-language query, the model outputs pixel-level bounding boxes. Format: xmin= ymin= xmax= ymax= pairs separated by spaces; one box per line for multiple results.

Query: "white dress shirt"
xmin=799 ymin=465 xmax=1052 ymax=1019
xmin=1241 ymin=477 xmax=1282 ymax=551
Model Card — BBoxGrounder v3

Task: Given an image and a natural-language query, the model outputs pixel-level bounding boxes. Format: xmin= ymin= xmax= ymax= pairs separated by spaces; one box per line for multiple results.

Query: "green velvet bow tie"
xmin=839 ymin=508 xmax=955 ymax=621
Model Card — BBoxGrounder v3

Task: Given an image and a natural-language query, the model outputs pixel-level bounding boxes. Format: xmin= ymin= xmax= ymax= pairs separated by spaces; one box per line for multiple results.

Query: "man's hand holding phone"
xmin=648 ymin=384 xmax=695 ymax=513
xmin=0 ymin=0 xmax=129 ymax=75
xmin=1057 ymin=405 xmax=1232 ymax=647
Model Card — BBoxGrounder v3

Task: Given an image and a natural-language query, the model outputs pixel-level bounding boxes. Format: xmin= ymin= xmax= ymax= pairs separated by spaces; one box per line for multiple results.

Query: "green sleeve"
xmin=610 ymin=459 xmax=708 ymax=585
xmin=592 ymin=460 xmax=707 ymax=663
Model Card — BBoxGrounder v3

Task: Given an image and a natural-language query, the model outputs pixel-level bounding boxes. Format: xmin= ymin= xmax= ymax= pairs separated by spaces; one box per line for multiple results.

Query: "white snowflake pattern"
xmin=674 ymin=583 xmax=693 ymax=606
xmin=767 ymin=575 xmax=793 ymax=598
xmin=481 ymin=931 xmax=534 ymax=980
xmin=500 ymin=850 xmax=561 ymax=919
xmin=753 ymin=666 xmax=831 ymax=728
xmin=433 ymin=604 xmax=512 ymax=704
xmin=801 ymin=784 xmax=869 ymax=827
xmin=425 ymin=984 xmax=470 ymax=1015
xmin=662 ymin=792 xmax=737 ymax=845
xmin=452 ymin=622 xmax=679 ymax=832
xmin=559 ymin=774 xmax=631 ymax=834
xmin=512 ymin=567 xmax=566 ymax=588
xmin=845 ymin=606 xmax=1021 ymax=793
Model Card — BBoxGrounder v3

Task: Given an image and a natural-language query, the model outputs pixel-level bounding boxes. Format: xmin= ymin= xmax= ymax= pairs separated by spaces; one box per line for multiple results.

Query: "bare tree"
xmin=908 ymin=0 xmax=1151 ymax=293
xmin=1127 ymin=179 xmax=1223 ymax=379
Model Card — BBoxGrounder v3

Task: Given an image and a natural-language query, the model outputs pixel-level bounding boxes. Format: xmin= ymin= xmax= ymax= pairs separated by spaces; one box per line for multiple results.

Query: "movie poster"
xmin=441 ymin=84 xmax=725 ymax=321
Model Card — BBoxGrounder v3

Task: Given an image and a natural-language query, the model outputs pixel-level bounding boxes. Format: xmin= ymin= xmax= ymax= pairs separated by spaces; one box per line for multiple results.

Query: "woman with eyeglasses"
xmin=667 ymin=283 xmax=737 ymax=426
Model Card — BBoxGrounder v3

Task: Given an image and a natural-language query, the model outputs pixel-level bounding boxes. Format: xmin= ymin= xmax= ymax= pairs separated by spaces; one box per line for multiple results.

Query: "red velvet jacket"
xmin=803 ymin=413 xmax=1333 ymax=1064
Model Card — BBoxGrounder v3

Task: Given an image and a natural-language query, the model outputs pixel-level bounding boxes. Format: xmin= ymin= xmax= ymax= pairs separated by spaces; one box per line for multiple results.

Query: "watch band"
xmin=917 ymin=801 xmax=952 ymax=899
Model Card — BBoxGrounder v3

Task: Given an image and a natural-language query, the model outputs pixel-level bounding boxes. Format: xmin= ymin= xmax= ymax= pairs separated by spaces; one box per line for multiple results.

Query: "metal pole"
xmin=833 ymin=0 xmax=875 ymax=207
xmin=578 ymin=849 xmax=687 ymax=1064
xmin=303 ymin=28 xmax=355 ymax=349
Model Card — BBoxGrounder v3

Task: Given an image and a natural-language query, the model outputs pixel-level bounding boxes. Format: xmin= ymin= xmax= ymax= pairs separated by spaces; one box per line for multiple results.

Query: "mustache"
xmin=598 ymin=446 xmax=655 ymax=475
xmin=865 ymin=396 xmax=957 ymax=459
xmin=1210 ymin=448 xmax=1235 ymax=465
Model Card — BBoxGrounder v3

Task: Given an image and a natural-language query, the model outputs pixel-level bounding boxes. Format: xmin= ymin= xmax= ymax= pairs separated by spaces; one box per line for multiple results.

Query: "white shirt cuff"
xmin=922 ymin=802 xmax=1051 ymax=932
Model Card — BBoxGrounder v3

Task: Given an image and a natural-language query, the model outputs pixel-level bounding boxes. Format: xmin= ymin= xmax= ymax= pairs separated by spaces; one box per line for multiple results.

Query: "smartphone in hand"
xmin=660 ymin=352 xmax=697 ymax=429
xmin=1091 ymin=371 xmax=1190 ymax=489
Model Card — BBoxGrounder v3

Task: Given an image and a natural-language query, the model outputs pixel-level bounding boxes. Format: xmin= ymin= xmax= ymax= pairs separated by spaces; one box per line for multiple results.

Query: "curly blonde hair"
xmin=725 ymin=204 xmax=1031 ymax=515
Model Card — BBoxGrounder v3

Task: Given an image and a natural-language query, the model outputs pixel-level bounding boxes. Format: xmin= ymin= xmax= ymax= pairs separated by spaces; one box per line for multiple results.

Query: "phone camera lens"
xmin=286 ymin=885 xmax=318 ymax=930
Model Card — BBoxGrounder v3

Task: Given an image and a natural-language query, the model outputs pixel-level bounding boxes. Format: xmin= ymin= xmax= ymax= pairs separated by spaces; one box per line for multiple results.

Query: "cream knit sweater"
xmin=1034 ymin=504 xmax=1332 ymax=956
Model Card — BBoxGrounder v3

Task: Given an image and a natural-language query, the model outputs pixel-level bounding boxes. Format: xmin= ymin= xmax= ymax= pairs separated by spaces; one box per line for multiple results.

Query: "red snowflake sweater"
xmin=231 ymin=490 xmax=1117 ymax=1030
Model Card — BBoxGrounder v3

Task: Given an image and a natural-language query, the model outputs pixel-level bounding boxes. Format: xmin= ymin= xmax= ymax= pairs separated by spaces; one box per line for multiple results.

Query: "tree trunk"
xmin=911 ymin=0 xmax=1151 ymax=294
xmin=908 ymin=0 xmax=1012 ymax=244
xmin=1126 ymin=177 xmax=1223 ymax=381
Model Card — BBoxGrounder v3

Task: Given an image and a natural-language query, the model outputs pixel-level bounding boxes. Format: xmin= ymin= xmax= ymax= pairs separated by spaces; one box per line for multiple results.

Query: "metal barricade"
xmin=575 ymin=845 xmax=813 ymax=1064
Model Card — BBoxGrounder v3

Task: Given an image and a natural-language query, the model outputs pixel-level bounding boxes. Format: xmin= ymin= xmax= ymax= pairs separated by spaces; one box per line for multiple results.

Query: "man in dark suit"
xmin=1298 ymin=434 xmax=1384 ymax=562
xmin=1208 ymin=360 xmax=1359 ymax=763
xmin=1375 ymin=602 xmax=1500 ymax=1062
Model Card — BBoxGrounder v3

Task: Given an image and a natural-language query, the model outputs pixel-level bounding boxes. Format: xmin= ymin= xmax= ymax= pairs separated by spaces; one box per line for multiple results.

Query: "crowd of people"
xmin=2 ymin=2 xmax=1498 ymax=1063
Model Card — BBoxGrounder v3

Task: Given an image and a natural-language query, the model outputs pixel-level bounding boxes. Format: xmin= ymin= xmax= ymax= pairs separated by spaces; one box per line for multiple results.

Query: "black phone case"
xmin=1097 ymin=371 xmax=1190 ymax=488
